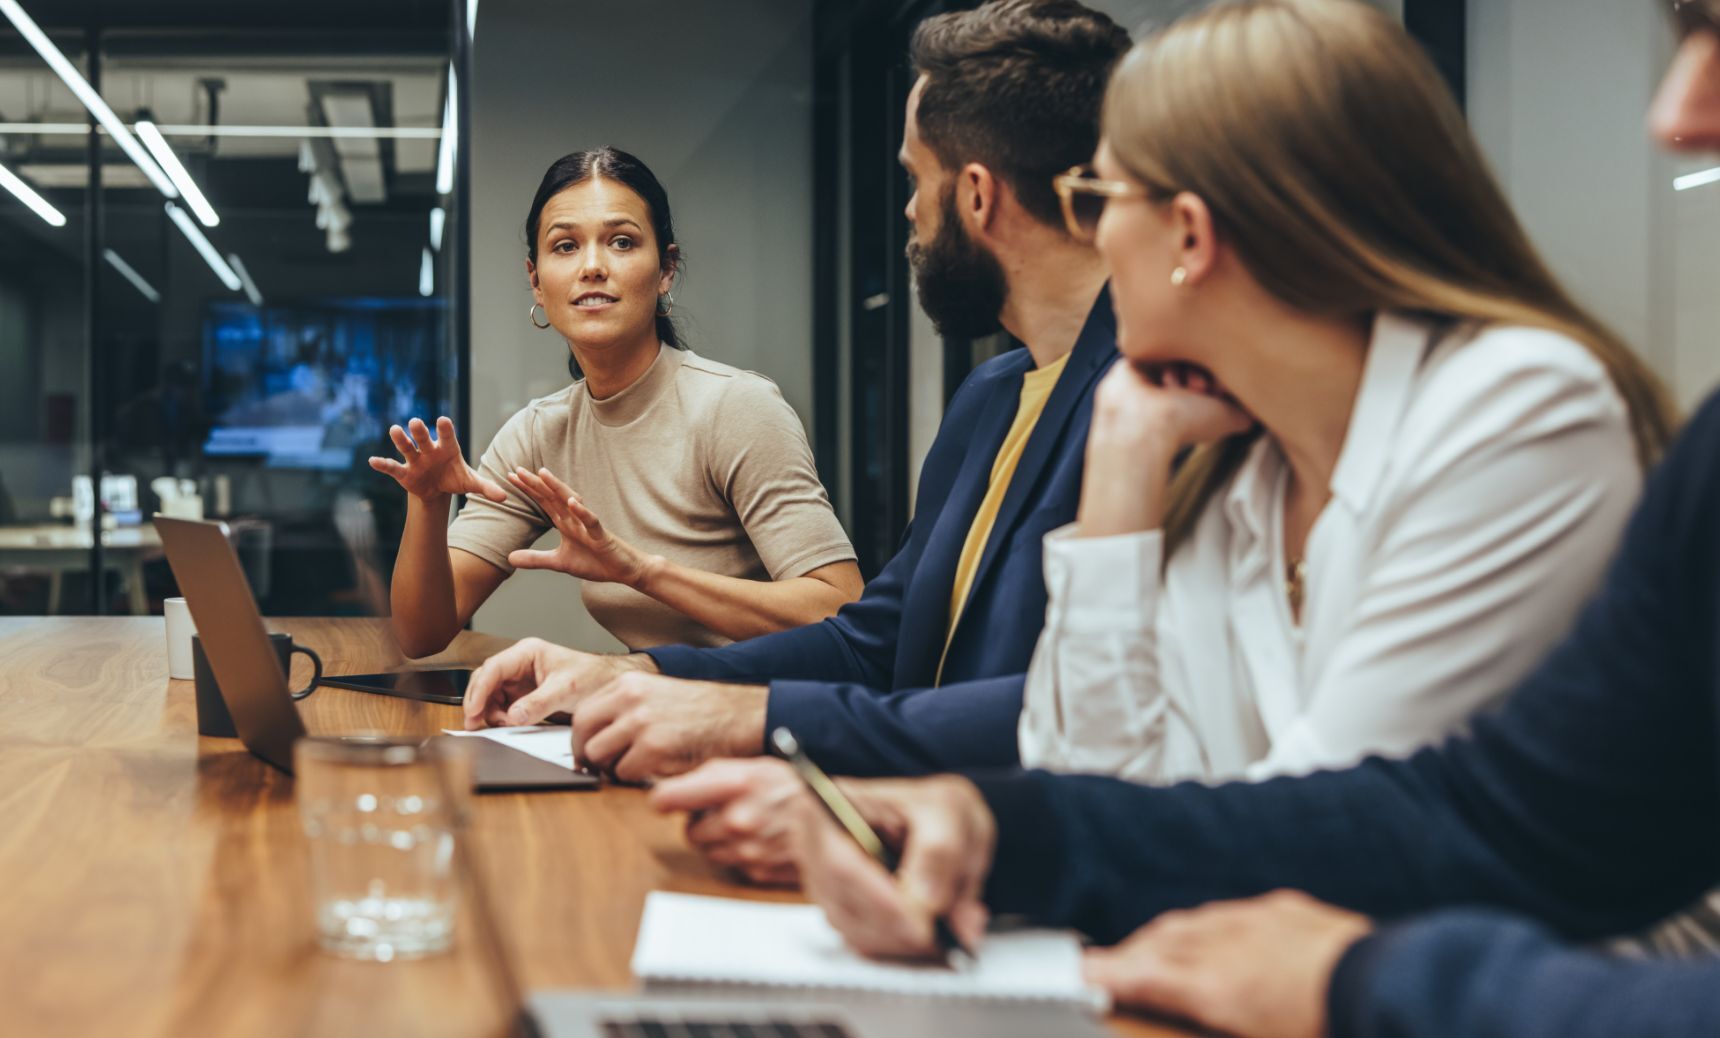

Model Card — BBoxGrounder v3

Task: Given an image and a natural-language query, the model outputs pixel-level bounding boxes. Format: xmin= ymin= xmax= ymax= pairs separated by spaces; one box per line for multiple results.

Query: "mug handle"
xmin=288 ymin=644 xmax=323 ymax=701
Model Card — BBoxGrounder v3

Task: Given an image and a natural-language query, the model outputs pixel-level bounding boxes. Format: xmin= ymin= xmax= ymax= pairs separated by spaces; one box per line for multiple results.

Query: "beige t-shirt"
xmin=446 ymin=345 xmax=855 ymax=650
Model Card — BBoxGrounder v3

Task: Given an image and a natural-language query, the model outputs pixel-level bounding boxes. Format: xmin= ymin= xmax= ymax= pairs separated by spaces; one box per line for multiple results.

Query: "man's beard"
xmin=906 ymin=188 xmax=1007 ymax=339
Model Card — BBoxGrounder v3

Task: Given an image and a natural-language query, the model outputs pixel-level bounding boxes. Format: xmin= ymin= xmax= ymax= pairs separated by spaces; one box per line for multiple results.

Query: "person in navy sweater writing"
xmin=681 ymin=2 xmax=1720 ymax=1036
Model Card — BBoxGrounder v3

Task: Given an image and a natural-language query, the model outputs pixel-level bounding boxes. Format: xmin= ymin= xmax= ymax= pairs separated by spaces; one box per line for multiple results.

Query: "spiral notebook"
xmin=630 ymin=892 xmax=1105 ymax=1011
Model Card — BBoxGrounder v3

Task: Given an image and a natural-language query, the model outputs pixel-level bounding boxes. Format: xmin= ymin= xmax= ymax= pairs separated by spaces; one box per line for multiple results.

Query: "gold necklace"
xmin=1286 ymin=557 xmax=1307 ymax=617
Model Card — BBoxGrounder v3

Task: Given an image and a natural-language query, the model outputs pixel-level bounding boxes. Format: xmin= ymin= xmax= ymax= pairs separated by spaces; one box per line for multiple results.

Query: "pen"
xmin=769 ymin=726 xmax=976 ymax=969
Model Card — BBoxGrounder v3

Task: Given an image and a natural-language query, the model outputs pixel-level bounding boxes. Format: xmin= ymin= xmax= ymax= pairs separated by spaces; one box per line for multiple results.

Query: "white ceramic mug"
xmin=164 ymin=597 xmax=197 ymax=680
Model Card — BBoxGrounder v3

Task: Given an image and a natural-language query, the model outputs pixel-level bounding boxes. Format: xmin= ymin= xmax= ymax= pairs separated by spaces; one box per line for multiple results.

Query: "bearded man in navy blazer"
xmin=460 ymin=0 xmax=1131 ymax=782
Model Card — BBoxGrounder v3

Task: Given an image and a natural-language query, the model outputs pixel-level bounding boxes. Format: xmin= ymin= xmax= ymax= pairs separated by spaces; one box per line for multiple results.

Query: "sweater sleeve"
xmin=970 ymin=390 xmax=1720 ymax=947
xmin=1328 ymin=910 xmax=1720 ymax=1038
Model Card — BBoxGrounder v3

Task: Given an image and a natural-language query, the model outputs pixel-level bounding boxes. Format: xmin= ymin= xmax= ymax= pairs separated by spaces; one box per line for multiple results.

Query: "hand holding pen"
xmin=772 ymin=727 xmax=993 ymax=966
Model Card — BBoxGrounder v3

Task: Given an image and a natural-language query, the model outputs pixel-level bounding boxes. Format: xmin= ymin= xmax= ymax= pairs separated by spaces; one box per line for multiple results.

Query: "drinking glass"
xmin=295 ymin=735 xmax=472 ymax=961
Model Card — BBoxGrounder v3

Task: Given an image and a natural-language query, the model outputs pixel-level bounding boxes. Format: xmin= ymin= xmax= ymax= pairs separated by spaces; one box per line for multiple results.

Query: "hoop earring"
xmin=529 ymin=303 xmax=551 ymax=329
xmin=1170 ymin=267 xmax=1188 ymax=288
xmin=656 ymin=293 xmax=675 ymax=317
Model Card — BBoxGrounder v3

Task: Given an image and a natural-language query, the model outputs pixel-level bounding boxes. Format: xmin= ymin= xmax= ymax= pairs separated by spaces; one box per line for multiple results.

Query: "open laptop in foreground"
xmin=156 ymin=516 xmax=595 ymax=790
xmin=454 ymin=825 xmax=1112 ymax=1038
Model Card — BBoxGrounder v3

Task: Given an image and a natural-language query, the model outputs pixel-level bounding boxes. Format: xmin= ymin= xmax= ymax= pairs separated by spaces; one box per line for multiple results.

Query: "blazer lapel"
xmin=952 ymin=287 xmax=1118 ymax=637
xmin=893 ymin=353 xmax=1031 ymax=684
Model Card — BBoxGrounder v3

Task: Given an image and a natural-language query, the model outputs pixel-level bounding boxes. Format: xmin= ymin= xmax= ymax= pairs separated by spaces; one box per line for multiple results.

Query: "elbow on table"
xmin=390 ymin=615 xmax=458 ymax=660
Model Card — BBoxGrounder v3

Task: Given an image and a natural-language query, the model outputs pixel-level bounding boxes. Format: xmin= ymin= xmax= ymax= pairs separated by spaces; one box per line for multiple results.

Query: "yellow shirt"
xmin=937 ymin=351 xmax=1071 ymax=684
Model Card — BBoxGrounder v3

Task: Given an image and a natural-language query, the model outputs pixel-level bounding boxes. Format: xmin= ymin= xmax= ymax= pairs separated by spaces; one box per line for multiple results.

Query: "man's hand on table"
xmin=572 ymin=674 xmax=767 ymax=782
xmin=461 ymin=638 xmax=658 ymax=729
xmin=651 ymin=758 xmax=807 ymax=886
xmin=1083 ymin=890 xmax=1371 ymax=1038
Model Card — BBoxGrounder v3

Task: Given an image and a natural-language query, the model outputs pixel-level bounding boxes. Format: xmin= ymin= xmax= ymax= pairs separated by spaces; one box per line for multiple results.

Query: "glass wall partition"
xmin=0 ymin=0 xmax=463 ymax=616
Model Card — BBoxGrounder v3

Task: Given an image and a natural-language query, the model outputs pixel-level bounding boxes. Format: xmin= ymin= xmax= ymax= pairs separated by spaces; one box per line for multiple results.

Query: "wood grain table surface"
xmin=0 ymin=617 xmax=1189 ymax=1038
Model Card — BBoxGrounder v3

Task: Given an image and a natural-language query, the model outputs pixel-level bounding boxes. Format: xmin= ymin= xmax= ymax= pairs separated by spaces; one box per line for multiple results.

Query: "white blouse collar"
xmin=1221 ymin=310 xmax=1444 ymax=571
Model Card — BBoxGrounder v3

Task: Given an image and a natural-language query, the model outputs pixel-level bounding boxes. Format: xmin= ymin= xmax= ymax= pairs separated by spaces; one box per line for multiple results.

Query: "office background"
xmin=1 ymin=0 xmax=1713 ymax=652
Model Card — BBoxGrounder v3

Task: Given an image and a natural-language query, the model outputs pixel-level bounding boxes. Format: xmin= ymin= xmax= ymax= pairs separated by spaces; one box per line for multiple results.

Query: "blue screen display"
xmin=201 ymin=298 xmax=450 ymax=471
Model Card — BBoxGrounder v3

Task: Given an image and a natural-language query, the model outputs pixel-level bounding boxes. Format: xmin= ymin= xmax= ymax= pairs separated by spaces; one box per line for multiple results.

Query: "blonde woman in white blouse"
xmin=1021 ymin=3 xmax=1677 ymax=785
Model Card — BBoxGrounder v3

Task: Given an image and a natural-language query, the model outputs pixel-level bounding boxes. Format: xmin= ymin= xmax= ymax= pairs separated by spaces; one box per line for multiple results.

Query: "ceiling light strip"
xmin=0 ymin=160 xmax=66 ymax=226
xmin=0 ymin=122 xmax=441 ymax=140
xmin=1674 ymin=166 xmax=1720 ymax=192
xmin=0 ymin=0 xmax=178 ymax=199
xmin=228 ymin=254 xmax=264 ymax=307
xmin=435 ymin=65 xmax=457 ymax=196
xmin=136 ymin=120 xmax=219 ymax=226
xmin=103 ymin=249 xmax=160 ymax=303
xmin=165 ymin=202 xmax=241 ymax=291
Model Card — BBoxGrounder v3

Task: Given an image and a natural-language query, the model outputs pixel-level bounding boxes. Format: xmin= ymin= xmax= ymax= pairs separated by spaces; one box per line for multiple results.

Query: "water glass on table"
xmin=295 ymin=735 xmax=473 ymax=962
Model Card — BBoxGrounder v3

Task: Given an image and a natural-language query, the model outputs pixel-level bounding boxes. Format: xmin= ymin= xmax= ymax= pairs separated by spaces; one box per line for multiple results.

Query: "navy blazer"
xmin=645 ymin=288 xmax=1119 ymax=775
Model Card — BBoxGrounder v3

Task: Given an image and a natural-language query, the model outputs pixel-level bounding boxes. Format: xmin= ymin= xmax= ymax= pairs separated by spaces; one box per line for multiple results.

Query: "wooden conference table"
xmin=0 ymin=617 xmax=1185 ymax=1038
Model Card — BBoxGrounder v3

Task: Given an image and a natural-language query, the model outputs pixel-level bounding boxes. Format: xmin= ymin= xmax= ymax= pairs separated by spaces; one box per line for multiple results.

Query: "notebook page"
xmin=631 ymin=892 xmax=1103 ymax=1010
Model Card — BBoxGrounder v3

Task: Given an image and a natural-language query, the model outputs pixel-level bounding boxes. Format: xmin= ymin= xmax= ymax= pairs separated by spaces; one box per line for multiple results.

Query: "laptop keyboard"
xmin=599 ymin=1019 xmax=853 ymax=1038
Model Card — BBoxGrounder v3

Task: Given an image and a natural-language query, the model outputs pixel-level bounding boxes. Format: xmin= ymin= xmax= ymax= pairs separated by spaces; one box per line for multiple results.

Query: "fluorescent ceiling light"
xmin=153 ymin=124 xmax=441 ymax=140
xmin=430 ymin=206 xmax=445 ymax=250
xmin=166 ymin=202 xmax=241 ymax=291
xmin=1674 ymin=166 xmax=1720 ymax=192
xmin=0 ymin=0 xmax=177 ymax=200
xmin=419 ymin=247 xmax=434 ymax=297
xmin=136 ymin=120 xmax=219 ymax=226
xmin=319 ymin=93 xmax=386 ymax=204
xmin=0 ymin=122 xmax=441 ymax=140
xmin=228 ymin=253 xmax=263 ymax=306
xmin=103 ymin=249 xmax=160 ymax=303
xmin=435 ymin=65 xmax=457 ymax=196
xmin=0 ymin=159 xmax=66 ymax=226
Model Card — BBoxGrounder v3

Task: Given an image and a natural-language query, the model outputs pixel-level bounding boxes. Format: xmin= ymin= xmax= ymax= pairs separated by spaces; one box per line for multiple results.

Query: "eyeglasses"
xmin=1672 ymin=0 xmax=1720 ymax=36
xmin=1053 ymin=165 xmax=1147 ymax=244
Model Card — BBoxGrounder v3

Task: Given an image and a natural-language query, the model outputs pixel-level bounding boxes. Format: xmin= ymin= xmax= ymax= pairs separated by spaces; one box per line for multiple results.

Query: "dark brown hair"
xmin=909 ymin=0 xmax=1131 ymax=229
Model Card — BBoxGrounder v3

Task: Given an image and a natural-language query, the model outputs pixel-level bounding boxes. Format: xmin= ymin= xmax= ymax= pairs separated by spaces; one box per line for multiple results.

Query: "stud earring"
xmin=1170 ymin=266 xmax=1188 ymax=288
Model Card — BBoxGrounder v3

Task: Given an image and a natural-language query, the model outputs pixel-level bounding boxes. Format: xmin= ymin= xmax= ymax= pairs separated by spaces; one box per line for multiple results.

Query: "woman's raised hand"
xmin=1092 ymin=360 xmax=1256 ymax=453
xmin=1075 ymin=361 xmax=1256 ymax=539
xmin=368 ymin=416 xmax=508 ymax=504
xmin=505 ymin=467 xmax=662 ymax=587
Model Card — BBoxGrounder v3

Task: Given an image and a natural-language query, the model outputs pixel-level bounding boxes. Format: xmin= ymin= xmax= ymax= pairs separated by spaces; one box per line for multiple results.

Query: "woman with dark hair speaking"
xmin=373 ymin=148 xmax=860 ymax=658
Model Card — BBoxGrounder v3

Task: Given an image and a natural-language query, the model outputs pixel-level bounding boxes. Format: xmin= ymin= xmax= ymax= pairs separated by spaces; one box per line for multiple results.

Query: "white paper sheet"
xmin=630 ymin=892 xmax=1105 ymax=1010
xmin=442 ymin=725 xmax=579 ymax=771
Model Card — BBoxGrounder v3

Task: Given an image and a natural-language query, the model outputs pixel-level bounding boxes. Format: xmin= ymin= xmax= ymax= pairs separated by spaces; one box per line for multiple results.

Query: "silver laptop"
xmin=156 ymin=515 xmax=597 ymax=790
xmin=520 ymin=991 xmax=1112 ymax=1038
xmin=156 ymin=515 xmax=307 ymax=771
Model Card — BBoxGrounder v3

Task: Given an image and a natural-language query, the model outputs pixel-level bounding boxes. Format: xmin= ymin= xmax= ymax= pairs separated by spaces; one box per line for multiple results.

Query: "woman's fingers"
xmin=469 ymin=472 xmax=509 ymax=503
xmin=435 ymin=415 xmax=459 ymax=446
xmin=564 ymin=494 xmax=605 ymax=538
xmin=368 ymin=456 xmax=407 ymax=478
xmin=509 ymin=468 xmax=571 ymax=523
xmin=388 ymin=424 xmax=419 ymax=458
xmin=407 ymin=417 xmax=435 ymax=452
xmin=537 ymin=468 xmax=579 ymax=503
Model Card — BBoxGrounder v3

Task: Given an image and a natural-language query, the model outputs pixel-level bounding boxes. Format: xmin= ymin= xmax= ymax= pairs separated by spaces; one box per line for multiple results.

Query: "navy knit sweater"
xmin=971 ymin=390 xmax=1720 ymax=1036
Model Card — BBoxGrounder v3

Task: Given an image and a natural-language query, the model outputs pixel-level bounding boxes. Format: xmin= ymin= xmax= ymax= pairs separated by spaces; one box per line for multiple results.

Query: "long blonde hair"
xmin=1103 ymin=0 xmax=1677 ymax=554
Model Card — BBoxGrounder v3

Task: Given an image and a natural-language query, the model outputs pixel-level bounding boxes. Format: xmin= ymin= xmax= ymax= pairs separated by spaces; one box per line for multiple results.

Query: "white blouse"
xmin=1018 ymin=312 xmax=1642 ymax=784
